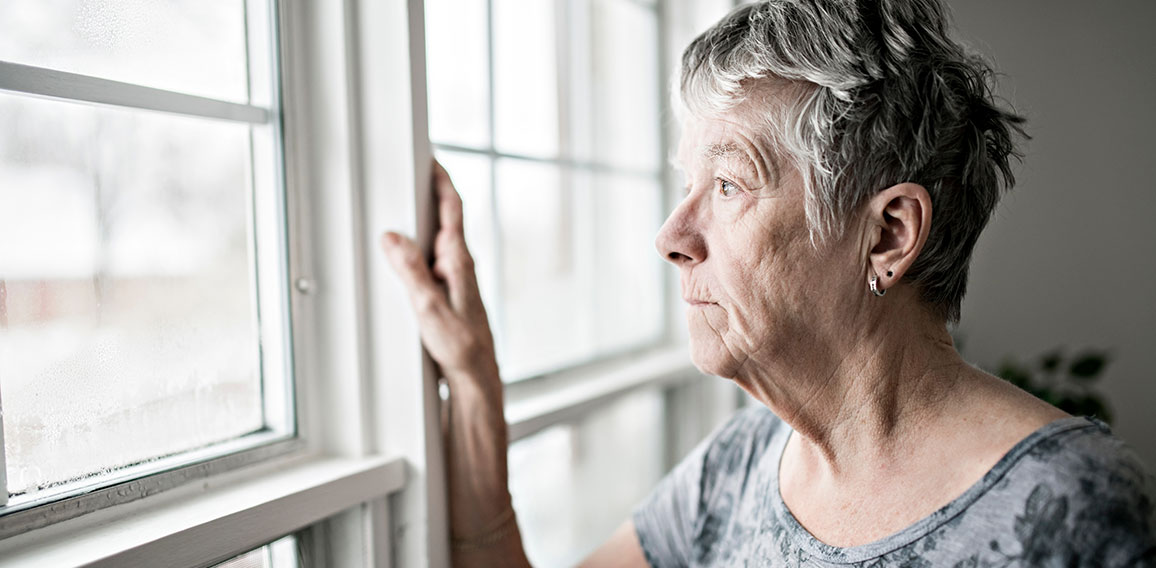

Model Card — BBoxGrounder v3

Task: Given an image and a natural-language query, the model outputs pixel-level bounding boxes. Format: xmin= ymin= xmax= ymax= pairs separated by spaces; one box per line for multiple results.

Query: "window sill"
xmin=0 ymin=455 xmax=407 ymax=568
xmin=504 ymin=344 xmax=700 ymax=442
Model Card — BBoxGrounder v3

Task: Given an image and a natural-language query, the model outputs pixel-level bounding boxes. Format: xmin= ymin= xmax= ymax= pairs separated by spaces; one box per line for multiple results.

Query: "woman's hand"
xmin=381 ymin=161 xmax=531 ymax=567
xmin=381 ymin=161 xmax=498 ymax=381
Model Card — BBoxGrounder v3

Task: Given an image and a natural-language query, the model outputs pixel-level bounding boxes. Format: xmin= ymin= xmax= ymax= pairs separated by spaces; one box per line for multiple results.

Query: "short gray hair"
xmin=679 ymin=0 xmax=1026 ymax=322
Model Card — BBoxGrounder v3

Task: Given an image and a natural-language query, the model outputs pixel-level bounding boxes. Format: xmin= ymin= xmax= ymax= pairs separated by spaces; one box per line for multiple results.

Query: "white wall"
xmin=949 ymin=1 xmax=1156 ymax=466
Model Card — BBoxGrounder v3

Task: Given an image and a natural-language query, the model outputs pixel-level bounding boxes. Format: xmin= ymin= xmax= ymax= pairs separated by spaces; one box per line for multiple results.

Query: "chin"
xmin=687 ymin=313 xmax=742 ymax=379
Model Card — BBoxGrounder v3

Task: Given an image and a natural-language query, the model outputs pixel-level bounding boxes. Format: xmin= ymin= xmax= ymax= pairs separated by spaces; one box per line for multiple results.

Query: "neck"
xmin=734 ymin=285 xmax=973 ymax=477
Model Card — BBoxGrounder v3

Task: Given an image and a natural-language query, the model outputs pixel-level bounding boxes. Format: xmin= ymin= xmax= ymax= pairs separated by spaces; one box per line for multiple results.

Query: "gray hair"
xmin=679 ymin=0 xmax=1026 ymax=322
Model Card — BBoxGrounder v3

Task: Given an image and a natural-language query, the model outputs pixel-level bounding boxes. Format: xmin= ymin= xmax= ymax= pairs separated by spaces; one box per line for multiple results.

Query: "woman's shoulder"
xmin=1015 ymin=417 xmax=1152 ymax=494
xmin=683 ymin=404 xmax=790 ymax=496
xmin=986 ymin=416 xmax=1156 ymax=562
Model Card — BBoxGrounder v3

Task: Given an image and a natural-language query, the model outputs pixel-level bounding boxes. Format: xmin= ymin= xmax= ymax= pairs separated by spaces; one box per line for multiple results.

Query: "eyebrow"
xmin=701 ymin=141 xmax=776 ymax=187
xmin=701 ymin=143 xmax=742 ymax=161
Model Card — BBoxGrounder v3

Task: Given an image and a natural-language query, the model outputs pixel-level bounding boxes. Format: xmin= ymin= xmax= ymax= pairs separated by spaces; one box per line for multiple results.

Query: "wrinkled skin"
xmin=657 ymin=112 xmax=865 ymax=391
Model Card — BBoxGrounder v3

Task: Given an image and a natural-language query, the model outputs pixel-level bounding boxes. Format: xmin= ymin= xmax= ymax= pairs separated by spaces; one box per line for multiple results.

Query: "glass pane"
xmin=589 ymin=0 xmax=662 ymax=170
xmin=496 ymin=160 xmax=595 ymax=379
xmin=592 ymin=173 xmax=664 ymax=352
xmin=0 ymin=93 xmax=263 ymax=496
xmin=0 ymin=0 xmax=250 ymax=102
xmin=509 ymin=388 xmax=666 ymax=566
xmin=425 ymin=0 xmax=490 ymax=149
xmin=212 ymin=535 xmax=300 ymax=568
xmin=434 ymin=150 xmax=498 ymax=319
xmin=493 ymin=0 xmax=560 ymax=158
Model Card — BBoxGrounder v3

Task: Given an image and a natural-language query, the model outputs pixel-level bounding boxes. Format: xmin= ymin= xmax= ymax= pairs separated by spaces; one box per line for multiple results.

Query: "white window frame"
xmin=0 ymin=0 xmax=300 ymax=526
xmin=0 ymin=0 xmax=441 ymax=565
xmin=0 ymin=0 xmax=746 ymax=566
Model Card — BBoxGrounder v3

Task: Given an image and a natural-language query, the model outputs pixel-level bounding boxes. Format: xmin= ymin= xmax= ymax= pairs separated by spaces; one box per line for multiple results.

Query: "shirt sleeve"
xmin=632 ymin=432 xmax=711 ymax=568
xmin=631 ymin=405 xmax=774 ymax=568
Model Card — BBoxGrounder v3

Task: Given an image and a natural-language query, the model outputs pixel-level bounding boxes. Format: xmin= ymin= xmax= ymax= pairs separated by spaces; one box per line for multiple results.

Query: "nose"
xmin=655 ymin=191 xmax=707 ymax=266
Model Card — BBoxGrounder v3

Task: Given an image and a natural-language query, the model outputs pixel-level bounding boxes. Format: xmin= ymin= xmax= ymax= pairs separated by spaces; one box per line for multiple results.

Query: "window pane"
xmin=0 ymin=94 xmax=264 ymax=495
xmin=425 ymin=0 xmax=490 ymax=149
xmin=592 ymin=173 xmax=665 ymax=352
xmin=589 ymin=0 xmax=662 ymax=170
xmin=509 ymin=388 xmax=666 ymax=566
xmin=0 ymin=0 xmax=251 ymax=102
xmin=494 ymin=163 xmax=665 ymax=379
xmin=212 ymin=535 xmax=300 ymax=568
xmin=429 ymin=0 xmax=669 ymax=379
xmin=493 ymin=0 xmax=559 ymax=158
xmin=495 ymin=160 xmax=595 ymax=378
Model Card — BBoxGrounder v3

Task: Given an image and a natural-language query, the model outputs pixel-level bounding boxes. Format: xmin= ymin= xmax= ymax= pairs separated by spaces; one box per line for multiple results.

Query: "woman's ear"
xmin=865 ymin=182 xmax=932 ymax=291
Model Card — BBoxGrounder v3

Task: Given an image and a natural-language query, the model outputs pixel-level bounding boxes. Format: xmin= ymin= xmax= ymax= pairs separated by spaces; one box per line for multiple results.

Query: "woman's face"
xmin=656 ymin=112 xmax=861 ymax=380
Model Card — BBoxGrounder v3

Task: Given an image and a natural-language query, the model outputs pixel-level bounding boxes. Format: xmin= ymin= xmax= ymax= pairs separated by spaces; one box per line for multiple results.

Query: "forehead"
xmin=675 ymin=115 xmax=767 ymax=166
xmin=674 ymin=113 xmax=776 ymax=173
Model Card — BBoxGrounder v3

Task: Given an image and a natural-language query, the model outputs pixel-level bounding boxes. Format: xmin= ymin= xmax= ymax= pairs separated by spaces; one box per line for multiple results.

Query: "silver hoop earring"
xmin=870 ymin=275 xmax=886 ymax=297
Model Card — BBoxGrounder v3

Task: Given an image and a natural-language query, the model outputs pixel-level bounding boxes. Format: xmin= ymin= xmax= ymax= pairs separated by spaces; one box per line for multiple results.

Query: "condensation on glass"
xmin=0 ymin=0 xmax=291 ymax=500
xmin=425 ymin=0 xmax=666 ymax=381
xmin=0 ymin=0 xmax=253 ymax=103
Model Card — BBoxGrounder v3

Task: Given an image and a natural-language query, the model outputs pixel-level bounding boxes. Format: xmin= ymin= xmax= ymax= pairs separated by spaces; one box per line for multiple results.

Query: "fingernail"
xmin=383 ymin=232 xmax=401 ymax=246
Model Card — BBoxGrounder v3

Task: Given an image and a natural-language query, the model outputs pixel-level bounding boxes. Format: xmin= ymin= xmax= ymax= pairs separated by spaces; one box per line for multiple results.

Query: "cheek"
xmin=714 ymin=215 xmax=818 ymax=340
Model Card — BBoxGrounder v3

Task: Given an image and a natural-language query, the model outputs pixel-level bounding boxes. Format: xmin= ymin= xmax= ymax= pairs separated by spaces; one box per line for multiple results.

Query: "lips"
xmin=680 ymin=275 xmax=716 ymax=306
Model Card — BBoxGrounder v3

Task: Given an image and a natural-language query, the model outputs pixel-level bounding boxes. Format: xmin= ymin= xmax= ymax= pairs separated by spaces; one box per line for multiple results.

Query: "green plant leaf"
xmin=1040 ymin=350 xmax=1063 ymax=373
xmin=1069 ymin=353 xmax=1108 ymax=380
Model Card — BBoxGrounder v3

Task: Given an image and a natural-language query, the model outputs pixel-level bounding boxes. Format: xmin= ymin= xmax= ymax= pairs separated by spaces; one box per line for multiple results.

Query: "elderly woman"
xmin=383 ymin=0 xmax=1155 ymax=566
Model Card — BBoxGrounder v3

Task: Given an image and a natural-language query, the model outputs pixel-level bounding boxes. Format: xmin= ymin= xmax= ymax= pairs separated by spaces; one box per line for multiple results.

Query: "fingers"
xmin=381 ymin=231 xmax=451 ymax=320
xmin=431 ymin=160 xmax=483 ymax=313
xmin=434 ymin=247 xmax=483 ymax=314
xmin=433 ymin=160 xmax=465 ymax=237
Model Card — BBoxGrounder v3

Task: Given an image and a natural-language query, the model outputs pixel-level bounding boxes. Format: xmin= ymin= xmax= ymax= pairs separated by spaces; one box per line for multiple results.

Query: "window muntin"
xmin=0 ymin=0 xmax=292 ymax=507
xmin=425 ymin=0 xmax=667 ymax=381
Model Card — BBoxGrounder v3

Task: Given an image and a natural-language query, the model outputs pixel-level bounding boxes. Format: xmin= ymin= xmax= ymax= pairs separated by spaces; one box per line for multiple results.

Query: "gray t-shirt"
xmin=634 ymin=406 xmax=1156 ymax=567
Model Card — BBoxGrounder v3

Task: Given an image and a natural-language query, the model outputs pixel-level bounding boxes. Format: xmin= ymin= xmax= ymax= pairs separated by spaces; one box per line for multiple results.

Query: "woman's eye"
xmin=717 ymin=178 xmax=740 ymax=197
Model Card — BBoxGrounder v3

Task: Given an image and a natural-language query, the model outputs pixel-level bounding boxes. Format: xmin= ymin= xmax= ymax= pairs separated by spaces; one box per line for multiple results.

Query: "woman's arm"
xmin=382 ymin=162 xmax=530 ymax=567
xmin=382 ymin=162 xmax=649 ymax=568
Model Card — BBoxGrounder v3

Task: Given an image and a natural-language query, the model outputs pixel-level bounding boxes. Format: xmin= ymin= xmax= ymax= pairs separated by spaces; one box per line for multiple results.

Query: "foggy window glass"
xmin=0 ymin=95 xmax=261 ymax=495
xmin=0 ymin=0 xmax=251 ymax=103
xmin=0 ymin=0 xmax=290 ymax=503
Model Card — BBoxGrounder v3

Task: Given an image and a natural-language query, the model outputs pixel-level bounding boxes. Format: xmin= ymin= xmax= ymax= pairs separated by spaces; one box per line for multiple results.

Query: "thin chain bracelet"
xmin=451 ymin=507 xmax=519 ymax=551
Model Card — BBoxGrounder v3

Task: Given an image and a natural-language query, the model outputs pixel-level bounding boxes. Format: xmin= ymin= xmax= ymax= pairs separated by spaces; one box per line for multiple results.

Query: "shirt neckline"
xmin=766 ymin=415 xmax=1100 ymax=564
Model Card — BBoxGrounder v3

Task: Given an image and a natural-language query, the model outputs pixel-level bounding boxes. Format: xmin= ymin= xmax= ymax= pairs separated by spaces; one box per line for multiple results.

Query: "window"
xmin=213 ymin=535 xmax=300 ymax=568
xmin=0 ymin=0 xmax=293 ymax=513
xmin=425 ymin=0 xmax=667 ymax=381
